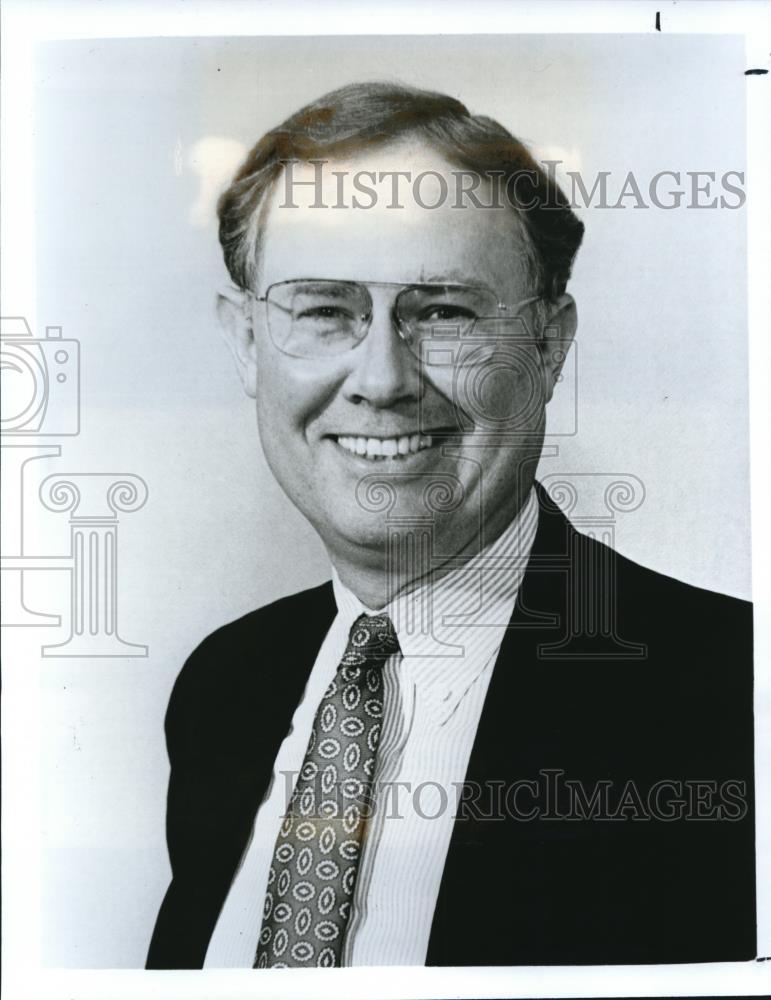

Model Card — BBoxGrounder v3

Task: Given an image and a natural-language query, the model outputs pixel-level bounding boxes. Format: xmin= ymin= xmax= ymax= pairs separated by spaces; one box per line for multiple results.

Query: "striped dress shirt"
xmin=204 ymin=487 xmax=538 ymax=967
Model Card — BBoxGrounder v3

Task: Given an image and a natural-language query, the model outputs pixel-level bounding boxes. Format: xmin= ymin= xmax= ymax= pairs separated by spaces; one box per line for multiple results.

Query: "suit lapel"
xmin=454 ymin=482 xmax=571 ymax=784
xmin=149 ymin=583 xmax=339 ymax=970
xmin=425 ymin=485 xmax=574 ymax=963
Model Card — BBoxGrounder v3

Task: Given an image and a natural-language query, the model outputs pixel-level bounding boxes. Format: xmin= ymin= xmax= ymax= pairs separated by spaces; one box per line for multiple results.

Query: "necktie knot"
xmin=347 ymin=613 xmax=400 ymax=662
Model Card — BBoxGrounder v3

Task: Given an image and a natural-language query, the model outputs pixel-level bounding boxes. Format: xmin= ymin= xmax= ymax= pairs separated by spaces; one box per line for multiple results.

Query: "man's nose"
xmin=342 ymin=304 xmax=421 ymax=408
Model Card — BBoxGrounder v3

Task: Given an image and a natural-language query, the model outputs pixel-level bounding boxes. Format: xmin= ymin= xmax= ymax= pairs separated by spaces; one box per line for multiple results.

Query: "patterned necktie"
xmin=254 ymin=612 xmax=400 ymax=968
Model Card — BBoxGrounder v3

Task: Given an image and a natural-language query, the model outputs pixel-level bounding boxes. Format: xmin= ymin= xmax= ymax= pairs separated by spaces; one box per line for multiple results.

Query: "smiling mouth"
xmin=332 ymin=432 xmax=439 ymax=461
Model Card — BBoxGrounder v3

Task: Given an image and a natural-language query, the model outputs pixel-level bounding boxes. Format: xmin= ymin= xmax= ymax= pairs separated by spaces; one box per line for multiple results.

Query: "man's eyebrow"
xmin=418 ymin=270 xmax=493 ymax=289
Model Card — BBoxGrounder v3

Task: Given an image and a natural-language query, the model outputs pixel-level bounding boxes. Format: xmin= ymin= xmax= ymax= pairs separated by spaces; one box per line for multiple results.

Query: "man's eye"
xmin=420 ymin=304 xmax=477 ymax=323
xmin=297 ymin=305 xmax=352 ymax=321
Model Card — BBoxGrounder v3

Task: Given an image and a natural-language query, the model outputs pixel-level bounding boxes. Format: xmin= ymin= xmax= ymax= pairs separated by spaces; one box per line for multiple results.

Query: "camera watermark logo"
xmin=0 ymin=317 xmax=80 ymax=436
xmin=417 ymin=313 xmax=577 ymax=438
xmin=1 ymin=315 xmax=149 ymax=657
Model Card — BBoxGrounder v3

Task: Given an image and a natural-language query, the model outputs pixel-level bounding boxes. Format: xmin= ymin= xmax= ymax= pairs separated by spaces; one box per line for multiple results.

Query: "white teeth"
xmin=336 ymin=434 xmax=434 ymax=459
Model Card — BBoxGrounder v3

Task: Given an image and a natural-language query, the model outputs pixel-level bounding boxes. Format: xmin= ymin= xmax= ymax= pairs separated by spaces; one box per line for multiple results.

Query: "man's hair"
xmin=218 ymin=81 xmax=584 ymax=302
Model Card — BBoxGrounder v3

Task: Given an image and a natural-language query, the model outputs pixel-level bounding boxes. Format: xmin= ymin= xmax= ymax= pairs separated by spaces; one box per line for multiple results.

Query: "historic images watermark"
xmin=279 ymin=159 xmax=746 ymax=212
xmin=277 ymin=769 xmax=749 ymax=823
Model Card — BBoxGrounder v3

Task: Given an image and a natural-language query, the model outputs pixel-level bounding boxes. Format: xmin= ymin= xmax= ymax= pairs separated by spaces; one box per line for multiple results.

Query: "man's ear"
xmin=539 ymin=293 xmax=577 ymax=404
xmin=216 ymin=285 xmax=258 ymax=398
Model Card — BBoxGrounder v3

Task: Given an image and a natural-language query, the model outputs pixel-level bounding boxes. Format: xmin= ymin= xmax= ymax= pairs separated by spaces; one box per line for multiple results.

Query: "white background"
xmin=2 ymin=2 xmax=770 ymax=999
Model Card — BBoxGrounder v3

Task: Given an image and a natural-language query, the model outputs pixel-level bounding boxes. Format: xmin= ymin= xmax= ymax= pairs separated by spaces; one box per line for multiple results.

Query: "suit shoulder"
xmin=537 ymin=481 xmax=751 ymax=622
xmin=598 ymin=536 xmax=752 ymax=621
xmin=164 ymin=581 xmax=335 ymax=752
xmin=184 ymin=580 xmax=335 ymax=667
xmin=576 ymin=531 xmax=753 ymax=681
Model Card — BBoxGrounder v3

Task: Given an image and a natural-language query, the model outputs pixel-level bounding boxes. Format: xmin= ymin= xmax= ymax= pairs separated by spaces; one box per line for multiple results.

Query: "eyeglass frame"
xmin=243 ymin=278 xmax=544 ymax=361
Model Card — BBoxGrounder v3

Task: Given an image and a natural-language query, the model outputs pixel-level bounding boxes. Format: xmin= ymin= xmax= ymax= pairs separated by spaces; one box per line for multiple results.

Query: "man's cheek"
xmin=256 ymin=394 xmax=295 ymax=464
xmin=256 ymin=370 xmax=298 ymax=427
xmin=450 ymin=349 xmax=546 ymax=433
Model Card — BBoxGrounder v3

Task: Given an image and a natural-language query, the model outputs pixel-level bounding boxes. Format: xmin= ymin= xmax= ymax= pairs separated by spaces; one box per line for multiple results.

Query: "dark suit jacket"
xmin=147 ymin=483 xmax=755 ymax=968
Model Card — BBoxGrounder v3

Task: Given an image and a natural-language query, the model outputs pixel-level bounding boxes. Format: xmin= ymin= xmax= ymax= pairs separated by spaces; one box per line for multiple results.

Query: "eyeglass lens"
xmin=264 ymin=279 xmax=532 ymax=362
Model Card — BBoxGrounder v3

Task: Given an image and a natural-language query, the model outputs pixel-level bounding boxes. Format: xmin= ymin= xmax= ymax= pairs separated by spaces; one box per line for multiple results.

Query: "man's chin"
xmin=320 ymin=509 xmax=469 ymax=570
xmin=325 ymin=517 xmax=393 ymax=557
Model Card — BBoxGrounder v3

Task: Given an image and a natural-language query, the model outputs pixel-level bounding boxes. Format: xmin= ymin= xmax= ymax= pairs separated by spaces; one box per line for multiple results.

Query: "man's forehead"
xmin=256 ymin=141 xmax=533 ymax=292
xmin=270 ymin=138 xmax=467 ymax=206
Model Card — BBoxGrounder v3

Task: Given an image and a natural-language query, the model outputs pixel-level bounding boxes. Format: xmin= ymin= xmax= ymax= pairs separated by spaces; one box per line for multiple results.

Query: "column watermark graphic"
xmin=0 ymin=316 xmax=149 ymax=657
xmin=536 ymin=472 xmax=647 ymax=660
xmin=347 ymin=300 xmax=648 ymax=658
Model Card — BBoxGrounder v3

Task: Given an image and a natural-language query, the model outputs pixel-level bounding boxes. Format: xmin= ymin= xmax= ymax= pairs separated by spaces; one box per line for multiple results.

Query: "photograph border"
xmin=2 ymin=2 xmax=769 ymax=998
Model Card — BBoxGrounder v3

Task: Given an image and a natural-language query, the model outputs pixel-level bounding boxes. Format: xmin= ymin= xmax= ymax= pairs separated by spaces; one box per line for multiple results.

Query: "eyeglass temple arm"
xmin=244 ymin=291 xmax=294 ymax=316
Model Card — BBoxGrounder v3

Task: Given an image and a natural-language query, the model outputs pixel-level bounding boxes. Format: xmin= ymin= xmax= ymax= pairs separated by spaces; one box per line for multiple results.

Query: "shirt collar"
xmin=331 ymin=487 xmax=539 ymax=723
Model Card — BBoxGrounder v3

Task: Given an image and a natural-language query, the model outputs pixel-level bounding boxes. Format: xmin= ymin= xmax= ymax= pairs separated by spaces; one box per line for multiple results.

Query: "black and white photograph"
xmin=2 ymin=2 xmax=770 ymax=999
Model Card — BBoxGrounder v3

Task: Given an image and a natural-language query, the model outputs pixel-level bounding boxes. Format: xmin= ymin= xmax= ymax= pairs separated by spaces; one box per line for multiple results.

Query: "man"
xmin=147 ymin=82 xmax=755 ymax=969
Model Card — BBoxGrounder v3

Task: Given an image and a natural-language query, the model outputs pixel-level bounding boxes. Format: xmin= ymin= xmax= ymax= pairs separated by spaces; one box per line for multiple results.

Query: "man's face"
xmin=222 ymin=140 xmax=574 ymax=575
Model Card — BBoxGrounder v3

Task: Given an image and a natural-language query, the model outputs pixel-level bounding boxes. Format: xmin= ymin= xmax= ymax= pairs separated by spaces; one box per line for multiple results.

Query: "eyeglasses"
xmin=247 ymin=279 xmax=542 ymax=365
